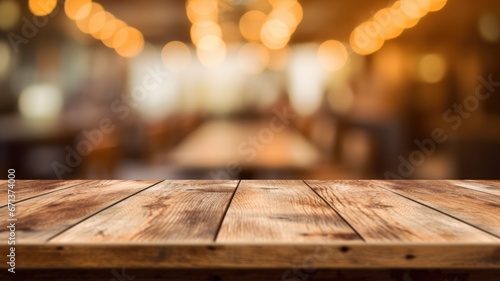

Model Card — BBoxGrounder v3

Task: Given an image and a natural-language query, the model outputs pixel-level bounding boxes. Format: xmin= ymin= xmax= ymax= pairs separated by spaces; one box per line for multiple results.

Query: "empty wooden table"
xmin=0 ymin=180 xmax=499 ymax=280
xmin=167 ymin=120 xmax=321 ymax=169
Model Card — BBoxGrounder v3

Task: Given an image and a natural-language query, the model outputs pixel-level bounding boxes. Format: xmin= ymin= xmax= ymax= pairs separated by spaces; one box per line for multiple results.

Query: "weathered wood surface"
xmin=0 ymin=180 xmax=88 ymax=207
xmin=0 ymin=180 xmax=160 ymax=243
xmin=52 ymin=180 xmax=238 ymax=243
xmin=217 ymin=180 xmax=361 ymax=242
xmin=8 ymin=244 xmax=500 ymax=269
xmin=376 ymin=180 xmax=500 ymax=238
xmin=306 ymin=180 xmax=498 ymax=242
xmin=446 ymin=180 xmax=500 ymax=197
xmin=0 ymin=180 xmax=499 ymax=269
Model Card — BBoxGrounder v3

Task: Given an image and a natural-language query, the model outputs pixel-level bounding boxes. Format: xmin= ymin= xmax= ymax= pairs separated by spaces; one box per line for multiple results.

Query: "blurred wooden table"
xmin=166 ymin=120 xmax=320 ymax=169
xmin=1 ymin=179 xmax=499 ymax=273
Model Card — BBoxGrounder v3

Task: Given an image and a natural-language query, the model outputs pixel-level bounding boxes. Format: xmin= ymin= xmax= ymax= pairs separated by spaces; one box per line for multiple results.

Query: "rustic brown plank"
xmin=0 ymin=180 xmax=160 ymax=243
xmin=216 ymin=180 xmax=361 ymax=243
xmin=446 ymin=180 xmax=500 ymax=197
xmin=377 ymin=180 xmax=500 ymax=238
xmin=469 ymin=180 xmax=500 ymax=187
xmin=2 ymin=243 xmax=499 ymax=269
xmin=2 ymin=180 xmax=500 ymax=270
xmin=51 ymin=180 xmax=238 ymax=243
xmin=306 ymin=180 xmax=498 ymax=242
xmin=0 ymin=180 xmax=88 ymax=207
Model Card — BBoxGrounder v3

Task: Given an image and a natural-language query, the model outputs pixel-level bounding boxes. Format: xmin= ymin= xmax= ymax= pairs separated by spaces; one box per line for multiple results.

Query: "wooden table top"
xmin=167 ymin=120 xmax=320 ymax=169
xmin=1 ymin=180 xmax=499 ymax=269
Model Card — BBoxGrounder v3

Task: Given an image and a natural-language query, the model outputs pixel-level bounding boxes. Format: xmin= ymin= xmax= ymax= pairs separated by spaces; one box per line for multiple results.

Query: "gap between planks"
xmin=302 ymin=180 xmax=366 ymax=242
xmin=0 ymin=180 xmax=90 ymax=208
xmin=46 ymin=180 xmax=164 ymax=242
xmin=375 ymin=181 xmax=500 ymax=240
xmin=305 ymin=180 xmax=499 ymax=242
xmin=213 ymin=180 xmax=241 ymax=242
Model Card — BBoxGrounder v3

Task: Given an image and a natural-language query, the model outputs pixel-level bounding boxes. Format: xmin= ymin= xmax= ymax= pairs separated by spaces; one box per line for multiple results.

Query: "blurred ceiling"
xmin=91 ymin=0 xmax=500 ymax=45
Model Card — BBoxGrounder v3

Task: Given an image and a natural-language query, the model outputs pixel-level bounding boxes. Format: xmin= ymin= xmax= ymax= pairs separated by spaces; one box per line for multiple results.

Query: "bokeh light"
xmin=113 ymin=27 xmax=145 ymax=58
xmin=350 ymin=22 xmax=385 ymax=55
xmin=89 ymin=11 xmax=114 ymax=39
xmin=288 ymin=45 xmax=326 ymax=116
xmin=268 ymin=9 xmax=298 ymax=32
xmin=0 ymin=41 xmax=11 ymax=79
xmin=318 ymin=40 xmax=348 ymax=71
xmin=196 ymin=35 xmax=227 ymax=67
xmin=191 ymin=21 xmax=222 ymax=46
xmin=0 ymin=0 xmax=20 ymax=31
xmin=64 ymin=0 xmax=91 ymax=20
xmin=238 ymin=42 xmax=270 ymax=74
xmin=239 ymin=10 xmax=267 ymax=42
xmin=375 ymin=8 xmax=404 ymax=40
xmin=287 ymin=1 xmax=303 ymax=25
xmin=418 ymin=53 xmax=447 ymax=83
xmin=100 ymin=19 xmax=127 ymax=48
xmin=261 ymin=19 xmax=291 ymax=49
xmin=28 ymin=0 xmax=57 ymax=17
xmin=161 ymin=41 xmax=192 ymax=73
xmin=18 ymin=84 xmax=64 ymax=120
xmin=75 ymin=2 xmax=104 ymax=34
xmin=478 ymin=12 xmax=500 ymax=42
xmin=429 ymin=0 xmax=447 ymax=12
xmin=187 ymin=0 xmax=218 ymax=22
xmin=400 ymin=0 xmax=428 ymax=19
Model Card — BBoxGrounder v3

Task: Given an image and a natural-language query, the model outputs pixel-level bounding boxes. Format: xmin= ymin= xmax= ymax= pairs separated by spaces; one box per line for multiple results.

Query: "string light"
xmin=350 ymin=0 xmax=448 ymax=56
xmin=240 ymin=10 xmax=267 ymax=42
xmin=318 ymin=40 xmax=348 ymax=71
xmin=64 ymin=0 xmax=145 ymax=58
xmin=28 ymin=0 xmax=57 ymax=16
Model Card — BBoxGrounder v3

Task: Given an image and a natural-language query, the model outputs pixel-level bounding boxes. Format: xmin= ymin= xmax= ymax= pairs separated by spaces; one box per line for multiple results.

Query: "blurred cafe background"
xmin=0 ymin=0 xmax=499 ymax=180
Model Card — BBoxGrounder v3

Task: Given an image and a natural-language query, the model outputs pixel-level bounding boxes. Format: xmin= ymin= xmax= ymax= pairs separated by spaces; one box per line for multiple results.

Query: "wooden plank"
xmin=0 ymin=180 xmax=88 ymax=207
xmin=216 ymin=180 xmax=362 ymax=243
xmin=306 ymin=180 xmax=498 ymax=242
xmin=51 ymin=180 xmax=238 ymax=243
xmin=469 ymin=180 xmax=500 ymax=187
xmin=377 ymin=180 xmax=500 ymax=238
xmin=446 ymin=180 xmax=500 ymax=197
xmin=0 ymin=180 xmax=160 ymax=243
xmin=2 ymin=243 xmax=499 ymax=269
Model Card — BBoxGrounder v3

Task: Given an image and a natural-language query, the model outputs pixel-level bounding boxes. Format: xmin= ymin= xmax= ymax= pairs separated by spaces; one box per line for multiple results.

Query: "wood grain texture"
xmin=51 ymin=180 xmax=238 ymax=243
xmin=376 ymin=180 xmax=500 ymax=238
xmin=446 ymin=180 xmax=500 ymax=197
xmin=2 ymin=243 xmax=499 ymax=269
xmin=1 ymin=180 xmax=500 ymax=270
xmin=217 ymin=180 xmax=361 ymax=242
xmin=0 ymin=180 xmax=160 ymax=243
xmin=306 ymin=180 xmax=498 ymax=242
xmin=469 ymin=180 xmax=500 ymax=187
xmin=0 ymin=180 xmax=88 ymax=207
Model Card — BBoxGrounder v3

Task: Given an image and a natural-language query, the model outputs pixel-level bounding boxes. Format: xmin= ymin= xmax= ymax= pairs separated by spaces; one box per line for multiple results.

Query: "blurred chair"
xmin=80 ymin=131 xmax=121 ymax=179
